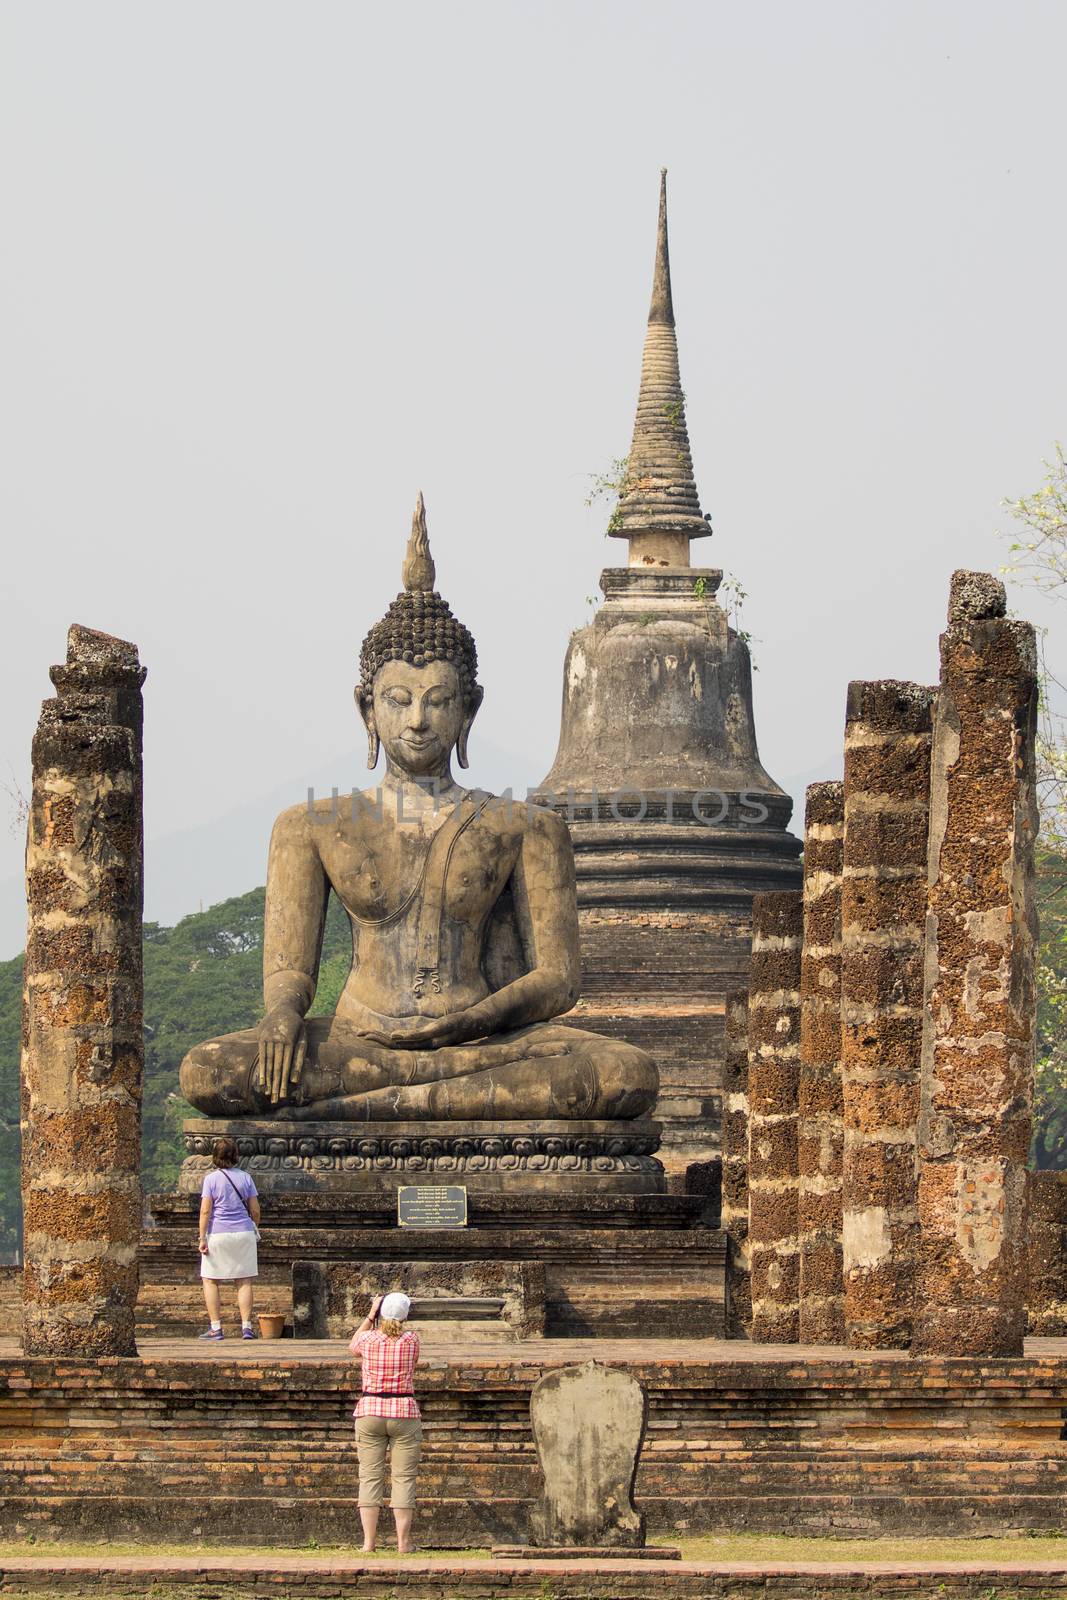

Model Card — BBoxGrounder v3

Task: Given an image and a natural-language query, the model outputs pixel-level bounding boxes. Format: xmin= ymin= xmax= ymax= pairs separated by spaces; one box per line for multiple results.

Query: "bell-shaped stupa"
xmin=537 ymin=171 xmax=802 ymax=1178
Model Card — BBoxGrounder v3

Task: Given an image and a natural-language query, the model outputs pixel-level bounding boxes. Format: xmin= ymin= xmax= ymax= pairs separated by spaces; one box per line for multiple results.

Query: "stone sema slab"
xmin=4 ymin=1347 xmax=1067 ymax=1544
xmin=143 ymin=1190 xmax=724 ymax=1339
xmin=180 ymin=1119 xmax=665 ymax=1194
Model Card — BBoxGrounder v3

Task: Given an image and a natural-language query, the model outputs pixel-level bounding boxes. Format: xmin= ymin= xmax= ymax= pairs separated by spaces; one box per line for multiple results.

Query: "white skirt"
xmin=200 ymin=1229 xmax=259 ymax=1280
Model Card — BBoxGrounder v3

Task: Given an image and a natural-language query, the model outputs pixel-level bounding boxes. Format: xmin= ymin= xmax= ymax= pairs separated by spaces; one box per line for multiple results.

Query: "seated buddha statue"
xmin=179 ymin=496 xmax=657 ymax=1125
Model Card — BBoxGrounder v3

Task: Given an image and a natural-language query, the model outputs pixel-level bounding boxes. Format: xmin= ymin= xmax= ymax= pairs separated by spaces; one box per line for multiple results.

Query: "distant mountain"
xmin=0 ymin=886 xmax=352 ymax=1257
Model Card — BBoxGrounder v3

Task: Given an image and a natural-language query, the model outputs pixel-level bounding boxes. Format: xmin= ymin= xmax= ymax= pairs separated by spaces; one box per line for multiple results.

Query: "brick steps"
xmin=4 ymin=1345 xmax=1067 ymax=1543
xmin=2 ymin=1553 xmax=1067 ymax=1600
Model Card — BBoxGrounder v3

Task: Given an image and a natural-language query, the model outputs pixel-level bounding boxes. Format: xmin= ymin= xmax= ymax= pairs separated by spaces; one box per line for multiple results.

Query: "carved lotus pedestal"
xmin=178 ymin=1118 xmax=667 ymax=1196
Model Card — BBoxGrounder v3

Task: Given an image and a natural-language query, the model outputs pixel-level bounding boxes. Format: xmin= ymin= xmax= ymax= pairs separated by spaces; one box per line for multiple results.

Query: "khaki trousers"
xmin=356 ymin=1414 xmax=423 ymax=1509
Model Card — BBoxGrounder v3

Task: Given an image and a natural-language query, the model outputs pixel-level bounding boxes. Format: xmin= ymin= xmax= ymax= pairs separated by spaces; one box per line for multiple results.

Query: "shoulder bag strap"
xmin=219 ymin=1167 xmax=255 ymax=1221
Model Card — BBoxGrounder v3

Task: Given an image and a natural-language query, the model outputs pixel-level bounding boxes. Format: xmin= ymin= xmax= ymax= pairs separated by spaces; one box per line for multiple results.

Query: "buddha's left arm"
xmin=444 ymin=807 xmax=581 ymax=1040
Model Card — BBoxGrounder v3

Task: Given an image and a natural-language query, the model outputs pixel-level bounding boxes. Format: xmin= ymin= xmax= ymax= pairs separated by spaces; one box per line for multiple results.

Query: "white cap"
xmin=381 ymin=1292 xmax=411 ymax=1322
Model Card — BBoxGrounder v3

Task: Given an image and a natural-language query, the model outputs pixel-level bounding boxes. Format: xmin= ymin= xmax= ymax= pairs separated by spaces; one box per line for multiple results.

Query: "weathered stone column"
xmin=21 ymin=626 xmax=146 ymax=1357
xmin=721 ymin=987 xmax=751 ymax=1337
xmin=798 ymin=782 xmax=845 ymax=1346
xmin=912 ymin=572 xmax=1037 ymax=1358
xmin=748 ymin=890 xmax=803 ymax=1344
xmin=841 ymin=681 xmax=934 ymax=1349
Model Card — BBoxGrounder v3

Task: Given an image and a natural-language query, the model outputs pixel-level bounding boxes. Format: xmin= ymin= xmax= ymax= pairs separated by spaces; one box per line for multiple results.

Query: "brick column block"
xmin=799 ymin=781 xmax=845 ymax=1346
xmin=721 ymin=987 xmax=751 ymax=1337
xmin=21 ymin=625 xmax=146 ymax=1357
xmin=748 ymin=890 xmax=803 ymax=1344
xmin=841 ymin=680 xmax=934 ymax=1349
xmin=1027 ymin=1173 xmax=1067 ymax=1338
xmin=912 ymin=571 xmax=1038 ymax=1358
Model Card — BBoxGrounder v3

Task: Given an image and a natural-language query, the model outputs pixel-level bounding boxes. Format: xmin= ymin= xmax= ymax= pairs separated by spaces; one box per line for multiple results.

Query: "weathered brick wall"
xmin=747 ymin=892 xmax=803 ymax=1343
xmin=914 ymin=573 xmax=1038 ymax=1358
xmin=798 ymin=781 xmax=845 ymax=1346
xmin=3 ymin=1351 xmax=1067 ymax=1544
xmin=567 ymin=901 xmax=761 ymax=1176
xmin=840 ymin=680 xmax=933 ymax=1349
xmin=20 ymin=626 xmax=146 ymax=1358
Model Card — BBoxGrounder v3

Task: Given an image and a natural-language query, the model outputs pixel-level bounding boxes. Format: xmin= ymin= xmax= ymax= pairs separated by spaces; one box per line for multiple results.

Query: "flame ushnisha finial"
xmin=402 ymin=491 xmax=436 ymax=593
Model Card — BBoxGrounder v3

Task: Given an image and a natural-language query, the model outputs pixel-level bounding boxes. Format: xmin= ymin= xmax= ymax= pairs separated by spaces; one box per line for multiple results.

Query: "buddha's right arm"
xmin=262 ymin=806 xmax=330 ymax=1017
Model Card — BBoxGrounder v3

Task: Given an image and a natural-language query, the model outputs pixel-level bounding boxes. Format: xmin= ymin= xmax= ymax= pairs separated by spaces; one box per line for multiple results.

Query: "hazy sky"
xmin=2 ymin=1 xmax=1066 ymax=956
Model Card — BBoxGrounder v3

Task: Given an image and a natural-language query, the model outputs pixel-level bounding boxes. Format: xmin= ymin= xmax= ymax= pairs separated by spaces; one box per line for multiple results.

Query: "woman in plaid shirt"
xmin=351 ymin=1291 xmax=422 ymax=1552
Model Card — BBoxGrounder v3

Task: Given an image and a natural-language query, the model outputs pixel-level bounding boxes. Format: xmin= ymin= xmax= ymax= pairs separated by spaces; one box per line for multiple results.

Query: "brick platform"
xmin=4 ymin=1338 xmax=1067 ymax=1545
xmin=142 ymin=1191 xmax=725 ymax=1339
xmin=1 ymin=1552 xmax=1067 ymax=1599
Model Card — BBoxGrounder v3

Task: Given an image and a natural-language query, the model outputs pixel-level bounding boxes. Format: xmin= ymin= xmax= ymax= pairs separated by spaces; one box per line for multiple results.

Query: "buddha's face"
xmin=359 ymin=658 xmax=475 ymax=777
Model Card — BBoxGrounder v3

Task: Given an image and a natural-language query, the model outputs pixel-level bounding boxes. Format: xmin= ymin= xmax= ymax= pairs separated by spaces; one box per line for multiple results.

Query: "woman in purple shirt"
xmin=198 ymin=1136 xmax=261 ymax=1340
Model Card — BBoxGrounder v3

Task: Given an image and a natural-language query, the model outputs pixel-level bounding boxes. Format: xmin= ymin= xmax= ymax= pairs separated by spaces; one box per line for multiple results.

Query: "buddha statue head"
xmin=356 ymin=494 xmax=484 ymax=775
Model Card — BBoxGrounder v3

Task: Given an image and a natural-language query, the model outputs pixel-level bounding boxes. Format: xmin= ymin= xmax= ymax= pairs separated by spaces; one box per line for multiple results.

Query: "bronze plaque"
xmin=397 ymin=1184 xmax=468 ymax=1229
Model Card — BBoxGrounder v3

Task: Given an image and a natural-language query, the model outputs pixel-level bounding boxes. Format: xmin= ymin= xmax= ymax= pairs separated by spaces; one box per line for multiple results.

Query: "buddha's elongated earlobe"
xmin=356 ymin=682 xmax=378 ymax=769
xmin=456 ymin=687 xmax=484 ymax=770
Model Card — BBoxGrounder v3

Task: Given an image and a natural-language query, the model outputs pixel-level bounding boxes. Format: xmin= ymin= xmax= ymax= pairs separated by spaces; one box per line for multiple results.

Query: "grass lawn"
xmin=2 ymin=1533 xmax=1067 ymax=1564
xmin=662 ymin=1532 xmax=1067 ymax=1563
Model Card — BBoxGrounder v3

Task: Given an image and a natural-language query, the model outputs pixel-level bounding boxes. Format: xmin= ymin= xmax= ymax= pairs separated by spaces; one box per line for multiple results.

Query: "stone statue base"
xmin=179 ymin=1118 xmax=665 ymax=1195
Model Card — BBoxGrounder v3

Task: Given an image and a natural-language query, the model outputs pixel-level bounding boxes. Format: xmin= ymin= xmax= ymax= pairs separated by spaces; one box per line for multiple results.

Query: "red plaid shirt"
xmin=351 ymin=1328 xmax=421 ymax=1419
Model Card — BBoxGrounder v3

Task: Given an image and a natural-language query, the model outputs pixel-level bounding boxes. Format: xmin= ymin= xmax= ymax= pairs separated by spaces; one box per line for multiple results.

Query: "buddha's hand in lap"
xmin=361 ymin=1014 xmax=472 ymax=1050
xmin=257 ymin=1005 xmax=307 ymax=1104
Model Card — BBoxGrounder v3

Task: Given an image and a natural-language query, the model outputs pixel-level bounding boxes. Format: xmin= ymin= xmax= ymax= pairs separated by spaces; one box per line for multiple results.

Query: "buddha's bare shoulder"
xmin=268 ymin=798 xmax=347 ymax=848
xmin=480 ymin=793 xmax=571 ymax=849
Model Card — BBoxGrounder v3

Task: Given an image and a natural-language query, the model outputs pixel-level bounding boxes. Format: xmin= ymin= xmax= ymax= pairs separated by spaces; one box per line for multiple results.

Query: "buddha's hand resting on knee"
xmin=257 ymin=1006 xmax=307 ymax=1104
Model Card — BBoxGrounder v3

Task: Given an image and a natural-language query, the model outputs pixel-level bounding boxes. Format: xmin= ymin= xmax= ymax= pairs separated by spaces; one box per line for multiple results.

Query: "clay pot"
xmin=258 ymin=1313 xmax=285 ymax=1340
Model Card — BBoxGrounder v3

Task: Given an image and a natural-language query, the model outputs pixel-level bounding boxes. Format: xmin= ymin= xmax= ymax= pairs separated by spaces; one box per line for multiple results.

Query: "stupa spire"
xmin=648 ymin=166 xmax=674 ymax=326
xmin=612 ymin=170 xmax=709 ymax=566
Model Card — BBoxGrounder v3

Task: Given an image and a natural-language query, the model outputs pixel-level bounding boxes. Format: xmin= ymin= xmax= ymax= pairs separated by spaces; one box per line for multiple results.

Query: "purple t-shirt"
xmin=202 ymin=1167 xmax=257 ymax=1234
